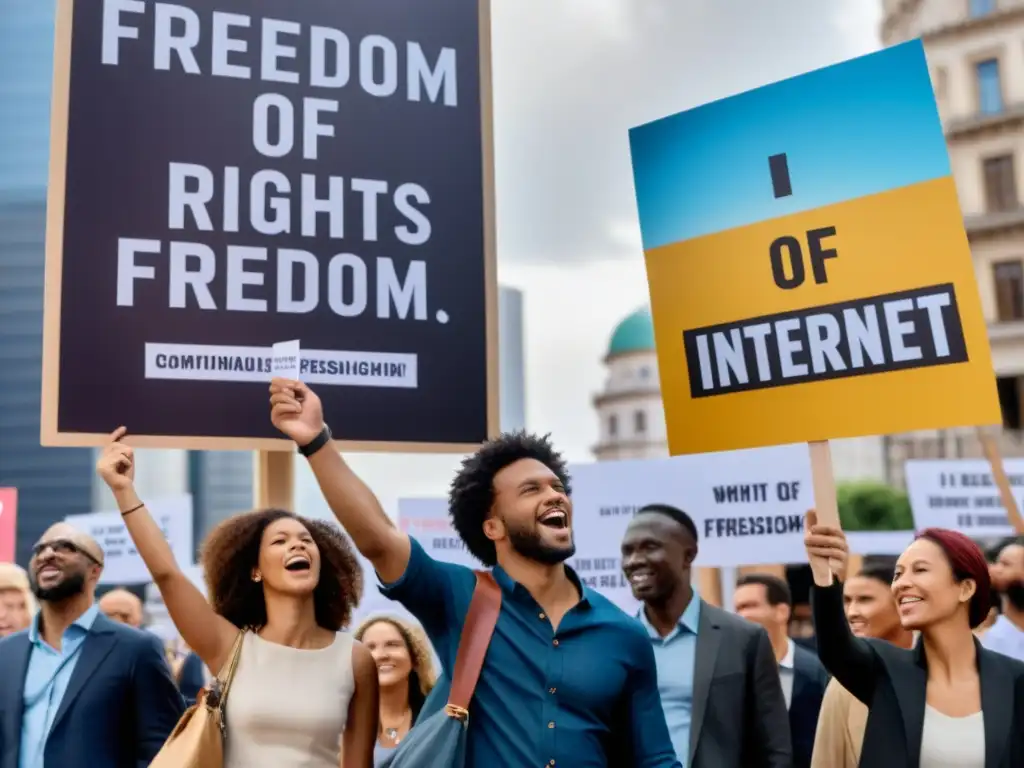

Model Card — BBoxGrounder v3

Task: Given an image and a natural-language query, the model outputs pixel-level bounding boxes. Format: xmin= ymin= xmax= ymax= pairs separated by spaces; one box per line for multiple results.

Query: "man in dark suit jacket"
xmin=0 ymin=523 xmax=183 ymax=768
xmin=734 ymin=573 xmax=830 ymax=768
xmin=621 ymin=505 xmax=792 ymax=768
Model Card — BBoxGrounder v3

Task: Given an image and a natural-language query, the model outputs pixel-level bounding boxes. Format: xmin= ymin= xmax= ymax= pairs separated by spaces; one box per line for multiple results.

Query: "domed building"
xmin=592 ymin=308 xmax=668 ymax=461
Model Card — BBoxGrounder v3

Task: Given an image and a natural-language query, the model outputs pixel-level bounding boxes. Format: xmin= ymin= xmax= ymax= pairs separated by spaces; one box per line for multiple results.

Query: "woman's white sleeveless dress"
xmin=223 ymin=631 xmax=355 ymax=768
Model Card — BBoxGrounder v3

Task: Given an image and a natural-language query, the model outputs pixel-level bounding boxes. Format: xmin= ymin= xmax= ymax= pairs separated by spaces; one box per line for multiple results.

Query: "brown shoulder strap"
xmin=446 ymin=571 xmax=501 ymax=716
xmin=217 ymin=628 xmax=248 ymax=704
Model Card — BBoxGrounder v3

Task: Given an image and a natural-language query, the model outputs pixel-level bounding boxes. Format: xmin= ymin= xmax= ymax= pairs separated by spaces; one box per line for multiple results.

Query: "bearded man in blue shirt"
xmin=271 ymin=378 xmax=681 ymax=768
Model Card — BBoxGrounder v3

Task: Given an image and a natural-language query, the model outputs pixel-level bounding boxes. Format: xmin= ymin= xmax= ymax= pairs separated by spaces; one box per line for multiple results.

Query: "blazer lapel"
xmin=889 ymin=640 xmax=927 ymax=768
xmin=1 ymin=635 xmax=32 ymax=760
xmin=688 ymin=605 xmax=720 ymax=767
xmin=977 ymin=642 xmax=1013 ymax=768
xmin=49 ymin=619 xmax=118 ymax=734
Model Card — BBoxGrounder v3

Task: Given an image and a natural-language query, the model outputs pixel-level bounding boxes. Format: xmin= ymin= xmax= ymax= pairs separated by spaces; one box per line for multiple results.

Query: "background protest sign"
xmin=628 ymin=40 xmax=999 ymax=456
xmin=0 ymin=489 xmax=17 ymax=563
xmin=381 ymin=446 xmax=910 ymax=615
xmin=905 ymin=458 xmax=1024 ymax=537
xmin=65 ymin=495 xmax=194 ymax=585
xmin=42 ymin=0 xmax=498 ymax=452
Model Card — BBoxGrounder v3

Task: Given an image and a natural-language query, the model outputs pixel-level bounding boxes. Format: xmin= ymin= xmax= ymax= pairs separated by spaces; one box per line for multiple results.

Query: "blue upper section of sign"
xmin=628 ymin=40 xmax=951 ymax=250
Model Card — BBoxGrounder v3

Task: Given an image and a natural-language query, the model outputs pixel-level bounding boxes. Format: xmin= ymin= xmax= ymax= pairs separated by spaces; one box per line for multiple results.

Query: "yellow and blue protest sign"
xmin=629 ymin=40 xmax=1000 ymax=456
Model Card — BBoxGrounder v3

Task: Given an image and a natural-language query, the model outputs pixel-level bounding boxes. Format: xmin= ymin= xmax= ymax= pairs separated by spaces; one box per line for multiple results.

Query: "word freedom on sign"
xmin=103 ymin=0 xmax=458 ymax=325
xmin=683 ymin=284 xmax=967 ymax=397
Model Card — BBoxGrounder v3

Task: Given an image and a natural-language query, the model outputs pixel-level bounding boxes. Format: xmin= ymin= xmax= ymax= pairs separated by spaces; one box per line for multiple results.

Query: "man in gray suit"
xmin=621 ymin=504 xmax=791 ymax=768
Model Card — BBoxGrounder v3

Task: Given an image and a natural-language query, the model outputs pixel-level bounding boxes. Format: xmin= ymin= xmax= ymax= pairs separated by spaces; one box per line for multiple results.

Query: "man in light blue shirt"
xmin=0 ymin=523 xmax=182 ymax=768
xmin=622 ymin=504 xmax=791 ymax=768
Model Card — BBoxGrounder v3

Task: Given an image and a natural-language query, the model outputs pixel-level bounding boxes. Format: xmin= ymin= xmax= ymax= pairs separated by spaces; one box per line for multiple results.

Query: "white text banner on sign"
xmin=905 ymin=458 xmax=1024 ymax=537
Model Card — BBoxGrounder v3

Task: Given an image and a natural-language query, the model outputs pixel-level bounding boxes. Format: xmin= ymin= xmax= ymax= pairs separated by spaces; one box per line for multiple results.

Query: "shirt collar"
xmin=29 ymin=603 xmax=101 ymax=645
xmin=637 ymin=592 xmax=702 ymax=639
xmin=779 ymin=638 xmax=795 ymax=669
xmin=491 ymin=563 xmax=593 ymax=609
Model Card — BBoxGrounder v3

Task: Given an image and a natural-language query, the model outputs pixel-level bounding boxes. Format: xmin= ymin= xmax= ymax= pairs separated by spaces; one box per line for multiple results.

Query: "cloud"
xmin=492 ymin=0 xmax=882 ymax=266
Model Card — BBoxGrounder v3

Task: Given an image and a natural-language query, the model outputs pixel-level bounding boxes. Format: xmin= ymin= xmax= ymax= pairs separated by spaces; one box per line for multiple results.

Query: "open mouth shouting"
xmin=284 ymin=554 xmax=312 ymax=573
xmin=538 ymin=508 xmax=569 ymax=531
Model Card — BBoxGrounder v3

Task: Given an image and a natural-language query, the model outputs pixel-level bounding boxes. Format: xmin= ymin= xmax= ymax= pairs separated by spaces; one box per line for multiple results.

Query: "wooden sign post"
xmin=255 ymin=451 xmax=295 ymax=511
xmin=977 ymin=427 xmax=1024 ymax=534
xmin=628 ymin=42 xmax=1002 ymax=564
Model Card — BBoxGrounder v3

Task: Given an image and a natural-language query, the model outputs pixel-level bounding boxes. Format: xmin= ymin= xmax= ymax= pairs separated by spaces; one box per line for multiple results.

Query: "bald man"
xmin=0 ymin=523 xmax=183 ymax=768
xmin=99 ymin=588 xmax=144 ymax=628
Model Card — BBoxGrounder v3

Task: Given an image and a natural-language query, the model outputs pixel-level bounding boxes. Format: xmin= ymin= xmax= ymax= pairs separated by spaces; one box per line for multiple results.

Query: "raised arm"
xmin=96 ymin=429 xmax=237 ymax=673
xmin=270 ymin=379 xmax=411 ymax=583
xmin=804 ymin=510 xmax=878 ymax=704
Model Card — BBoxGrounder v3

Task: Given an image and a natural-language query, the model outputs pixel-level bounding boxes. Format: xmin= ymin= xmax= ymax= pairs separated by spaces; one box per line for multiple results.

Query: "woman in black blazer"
xmin=805 ymin=510 xmax=1024 ymax=768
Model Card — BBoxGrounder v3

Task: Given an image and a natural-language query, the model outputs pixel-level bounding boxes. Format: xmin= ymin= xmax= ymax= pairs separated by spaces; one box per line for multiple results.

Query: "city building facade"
xmin=882 ymin=0 xmax=1024 ymax=486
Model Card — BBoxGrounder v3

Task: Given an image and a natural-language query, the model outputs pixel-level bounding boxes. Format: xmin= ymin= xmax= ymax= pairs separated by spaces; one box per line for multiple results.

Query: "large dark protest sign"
xmin=42 ymin=0 xmax=497 ymax=451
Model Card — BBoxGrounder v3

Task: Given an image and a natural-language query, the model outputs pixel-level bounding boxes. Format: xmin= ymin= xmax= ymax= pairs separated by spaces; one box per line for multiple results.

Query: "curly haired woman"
xmin=96 ymin=428 xmax=378 ymax=768
xmin=353 ymin=615 xmax=437 ymax=766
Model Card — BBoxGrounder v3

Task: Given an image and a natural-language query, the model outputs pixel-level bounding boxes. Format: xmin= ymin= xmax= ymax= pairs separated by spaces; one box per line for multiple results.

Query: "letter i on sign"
xmin=767 ymin=155 xmax=842 ymax=557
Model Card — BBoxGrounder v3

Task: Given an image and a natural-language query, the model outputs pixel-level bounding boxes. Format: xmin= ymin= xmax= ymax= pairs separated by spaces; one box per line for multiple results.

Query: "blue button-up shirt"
xmin=637 ymin=595 xmax=701 ymax=767
xmin=381 ymin=537 xmax=680 ymax=767
xmin=20 ymin=603 xmax=99 ymax=768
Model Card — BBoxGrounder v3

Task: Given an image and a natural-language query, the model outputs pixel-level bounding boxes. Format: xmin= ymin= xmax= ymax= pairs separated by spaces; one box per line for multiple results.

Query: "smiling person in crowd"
xmin=354 ymin=615 xmax=437 ymax=767
xmin=806 ymin=511 xmax=1024 ymax=767
xmin=811 ymin=561 xmax=913 ymax=768
xmin=620 ymin=505 xmax=791 ymax=768
xmin=0 ymin=563 xmax=35 ymax=638
xmin=269 ymin=378 xmax=680 ymax=767
xmin=0 ymin=523 xmax=182 ymax=768
xmin=95 ymin=427 xmax=379 ymax=768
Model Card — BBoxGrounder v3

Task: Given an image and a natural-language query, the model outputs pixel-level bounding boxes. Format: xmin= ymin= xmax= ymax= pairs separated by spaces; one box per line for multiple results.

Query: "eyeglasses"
xmin=31 ymin=538 xmax=104 ymax=567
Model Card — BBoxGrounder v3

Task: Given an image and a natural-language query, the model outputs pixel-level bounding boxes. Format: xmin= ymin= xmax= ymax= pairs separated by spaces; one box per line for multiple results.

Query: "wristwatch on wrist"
xmin=298 ymin=424 xmax=332 ymax=457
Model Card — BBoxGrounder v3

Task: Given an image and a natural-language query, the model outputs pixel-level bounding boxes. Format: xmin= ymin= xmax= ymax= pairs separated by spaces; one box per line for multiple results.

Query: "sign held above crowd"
xmin=41 ymin=0 xmax=498 ymax=453
xmin=628 ymin=40 xmax=999 ymax=459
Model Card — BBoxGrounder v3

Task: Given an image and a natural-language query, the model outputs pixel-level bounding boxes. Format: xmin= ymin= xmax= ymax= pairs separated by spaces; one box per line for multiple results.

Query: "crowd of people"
xmin=0 ymin=377 xmax=1022 ymax=767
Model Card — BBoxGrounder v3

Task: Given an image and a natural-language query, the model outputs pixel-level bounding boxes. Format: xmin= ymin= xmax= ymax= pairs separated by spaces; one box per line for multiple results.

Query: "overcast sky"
xmin=301 ymin=0 xmax=885 ymax=519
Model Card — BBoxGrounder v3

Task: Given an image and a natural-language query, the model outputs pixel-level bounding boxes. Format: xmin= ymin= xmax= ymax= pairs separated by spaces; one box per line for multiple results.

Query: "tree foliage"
xmin=836 ymin=481 xmax=914 ymax=532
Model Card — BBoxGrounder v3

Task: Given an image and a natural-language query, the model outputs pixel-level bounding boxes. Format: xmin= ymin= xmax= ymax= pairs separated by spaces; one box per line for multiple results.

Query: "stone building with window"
xmin=881 ymin=0 xmax=1024 ymax=483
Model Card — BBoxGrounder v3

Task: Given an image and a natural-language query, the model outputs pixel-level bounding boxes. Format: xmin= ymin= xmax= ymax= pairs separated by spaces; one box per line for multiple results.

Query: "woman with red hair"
xmin=805 ymin=510 xmax=1024 ymax=768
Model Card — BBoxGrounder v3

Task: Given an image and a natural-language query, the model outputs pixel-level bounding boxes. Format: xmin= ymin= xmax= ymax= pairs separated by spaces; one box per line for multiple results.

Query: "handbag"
xmin=382 ymin=571 xmax=501 ymax=768
xmin=149 ymin=627 xmax=247 ymax=768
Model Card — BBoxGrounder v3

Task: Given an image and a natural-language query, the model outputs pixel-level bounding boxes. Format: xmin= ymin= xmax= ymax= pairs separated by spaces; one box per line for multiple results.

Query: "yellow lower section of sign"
xmin=645 ymin=176 xmax=1001 ymax=455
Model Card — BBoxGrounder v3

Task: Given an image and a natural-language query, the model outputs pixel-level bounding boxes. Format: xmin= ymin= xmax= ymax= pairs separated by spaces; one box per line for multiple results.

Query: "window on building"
xmin=983 ymin=154 xmax=1018 ymax=211
xmin=633 ymin=410 xmax=646 ymax=434
xmin=608 ymin=414 xmax=618 ymax=438
xmin=993 ymin=259 xmax=1024 ymax=321
xmin=932 ymin=66 xmax=948 ymax=99
xmin=976 ymin=59 xmax=1004 ymax=114
xmin=970 ymin=0 xmax=995 ymax=17
xmin=996 ymin=376 xmax=1023 ymax=430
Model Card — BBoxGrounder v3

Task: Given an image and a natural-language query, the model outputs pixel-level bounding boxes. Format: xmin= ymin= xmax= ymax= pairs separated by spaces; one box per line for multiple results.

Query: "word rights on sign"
xmin=628 ymin=40 xmax=1000 ymax=455
xmin=44 ymin=0 xmax=492 ymax=448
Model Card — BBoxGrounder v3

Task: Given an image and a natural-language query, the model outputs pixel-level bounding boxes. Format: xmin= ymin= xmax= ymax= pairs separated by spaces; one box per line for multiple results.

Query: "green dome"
xmin=608 ymin=307 xmax=655 ymax=357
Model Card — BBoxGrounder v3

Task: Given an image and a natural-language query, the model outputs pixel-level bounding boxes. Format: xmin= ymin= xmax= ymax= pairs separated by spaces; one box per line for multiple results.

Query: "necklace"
xmin=381 ymin=711 xmax=411 ymax=745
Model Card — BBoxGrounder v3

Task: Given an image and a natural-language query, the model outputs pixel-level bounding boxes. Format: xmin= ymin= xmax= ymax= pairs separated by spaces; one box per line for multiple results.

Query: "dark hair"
xmin=448 ymin=431 xmax=570 ymax=566
xmin=200 ymin=508 xmax=363 ymax=631
xmin=915 ymin=528 xmax=992 ymax=629
xmin=736 ymin=573 xmax=792 ymax=609
xmin=354 ymin=615 xmax=437 ymax=721
xmin=855 ymin=561 xmax=897 ymax=586
xmin=635 ymin=504 xmax=699 ymax=542
xmin=993 ymin=536 xmax=1024 ymax=561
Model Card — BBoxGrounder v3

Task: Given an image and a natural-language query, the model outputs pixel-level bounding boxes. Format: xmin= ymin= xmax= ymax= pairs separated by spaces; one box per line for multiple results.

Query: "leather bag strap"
xmin=446 ymin=571 xmax=501 ymax=717
xmin=217 ymin=627 xmax=247 ymax=706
